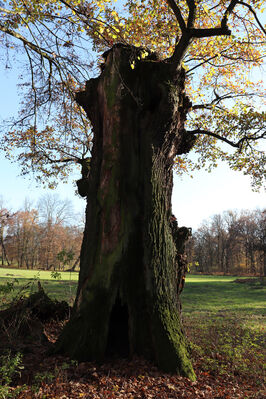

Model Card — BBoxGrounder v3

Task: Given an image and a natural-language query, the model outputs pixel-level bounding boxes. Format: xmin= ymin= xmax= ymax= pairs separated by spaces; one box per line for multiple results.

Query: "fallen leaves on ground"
xmin=7 ymin=319 xmax=264 ymax=399
xmin=0 ymin=299 xmax=264 ymax=399
xmin=12 ymin=354 xmax=265 ymax=399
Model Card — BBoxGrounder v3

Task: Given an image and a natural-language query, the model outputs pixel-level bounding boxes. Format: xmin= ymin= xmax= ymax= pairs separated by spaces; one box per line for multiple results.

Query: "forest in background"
xmin=0 ymin=195 xmax=83 ymax=271
xmin=187 ymin=208 xmax=266 ymax=276
xmin=1 ymin=195 xmax=264 ymax=276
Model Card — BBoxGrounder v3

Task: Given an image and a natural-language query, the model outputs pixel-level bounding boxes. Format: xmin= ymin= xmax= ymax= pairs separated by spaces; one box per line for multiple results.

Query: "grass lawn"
xmin=181 ymin=275 xmax=265 ymax=383
xmin=0 ymin=268 xmax=265 ymax=397
xmin=0 ymin=268 xmax=264 ymax=318
xmin=182 ymin=275 xmax=265 ymax=316
xmin=0 ymin=267 xmax=79 ymax=281
xmin=0 ymin=267 xmax=79 ymax=306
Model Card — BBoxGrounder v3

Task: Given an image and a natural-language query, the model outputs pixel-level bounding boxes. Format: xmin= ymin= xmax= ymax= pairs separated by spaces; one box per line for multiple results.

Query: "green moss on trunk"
xmin=55 ymin=44 xmax=196 ymax=380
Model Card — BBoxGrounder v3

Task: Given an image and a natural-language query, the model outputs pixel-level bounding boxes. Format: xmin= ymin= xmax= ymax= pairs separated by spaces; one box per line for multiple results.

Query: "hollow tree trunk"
xmin=56 ymin=44 xmax=195 ymax=379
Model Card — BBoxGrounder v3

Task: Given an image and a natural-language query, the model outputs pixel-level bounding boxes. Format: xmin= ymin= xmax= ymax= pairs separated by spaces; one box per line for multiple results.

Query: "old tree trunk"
xmin=56 ymin=44 xmax=196 ymax=379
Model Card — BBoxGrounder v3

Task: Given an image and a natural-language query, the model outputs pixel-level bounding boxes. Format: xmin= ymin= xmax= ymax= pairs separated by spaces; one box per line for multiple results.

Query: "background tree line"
xmin=2 ymin=196 xmax=264 ymax=277
xmin=187 ymin=209 xmax=266 ymax=276
xmin=0 ymin=195 xmax=83 ymax=270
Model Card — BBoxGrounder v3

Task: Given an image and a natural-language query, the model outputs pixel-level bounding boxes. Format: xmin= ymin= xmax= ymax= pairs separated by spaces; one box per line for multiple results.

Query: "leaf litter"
xmin=0 ymin=292 xmax=264 ymax=399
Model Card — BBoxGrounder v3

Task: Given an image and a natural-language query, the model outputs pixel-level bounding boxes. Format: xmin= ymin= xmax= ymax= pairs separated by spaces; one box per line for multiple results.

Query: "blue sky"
xmin=0 ymin=13 xmax=265 ymax=231
xmin=1 ymin=150 xmax=265 ymax=230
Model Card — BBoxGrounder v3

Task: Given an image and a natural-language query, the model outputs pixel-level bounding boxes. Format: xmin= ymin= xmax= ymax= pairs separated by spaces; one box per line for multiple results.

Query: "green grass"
xmin=0 ymin=267 xmax=79 ymax=307
xmin=0 ymin=268 xmax=265 ymax=384
xmin=182 ymin=274 xmax=265 ymax=316
xmin=0 ymin=269 xmax=264 ymax=318
xmin=181 ymin=275 xmax=265 ymax=381
xmin=0 ymin=267 xmax=79 ymax=281
xmin=182 ymin=274 xmax=265 ymax=331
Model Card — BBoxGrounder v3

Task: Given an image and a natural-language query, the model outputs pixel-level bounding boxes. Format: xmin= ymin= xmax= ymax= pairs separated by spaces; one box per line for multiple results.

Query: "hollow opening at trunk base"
xmin=105 ymin=295 xmax=129 ymax=358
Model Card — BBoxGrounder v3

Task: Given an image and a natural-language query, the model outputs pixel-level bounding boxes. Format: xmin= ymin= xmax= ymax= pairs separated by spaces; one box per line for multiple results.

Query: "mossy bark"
xmin=56 ymin=44 xmax=196 ymax=379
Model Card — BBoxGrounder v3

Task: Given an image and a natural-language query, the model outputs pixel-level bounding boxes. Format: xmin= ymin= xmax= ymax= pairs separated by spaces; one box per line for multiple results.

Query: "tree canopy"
xmin=0 ymin=0 xmax=265 ymax=188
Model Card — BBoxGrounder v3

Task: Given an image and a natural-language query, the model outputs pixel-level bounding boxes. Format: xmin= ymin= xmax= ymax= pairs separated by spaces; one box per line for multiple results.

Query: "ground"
xmin=0 ymin=269 xmax=265 ymax=398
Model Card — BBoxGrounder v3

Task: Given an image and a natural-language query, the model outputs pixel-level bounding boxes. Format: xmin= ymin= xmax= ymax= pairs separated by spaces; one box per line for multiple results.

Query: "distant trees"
xmin=0 ymin=195 xmax=83 ymax=270
xmin=2 ymin=201 xmax=265 ymax=276
xmin=189 ymin=209 xmax=266 ymax=276
xmin=0 ymin=197 xmax=11 ymax=266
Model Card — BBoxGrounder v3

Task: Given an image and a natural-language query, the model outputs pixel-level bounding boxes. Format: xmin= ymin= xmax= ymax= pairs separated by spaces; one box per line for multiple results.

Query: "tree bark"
xmin=0 ymin=233 xmax=10 ymax=266
xmin=56 ymin=44 xmax=196 ymax=379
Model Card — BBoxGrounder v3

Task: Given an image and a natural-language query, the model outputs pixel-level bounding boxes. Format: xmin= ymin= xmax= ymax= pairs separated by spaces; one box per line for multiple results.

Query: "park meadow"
xmin=0 ymin=268 xmax=264 ymax=398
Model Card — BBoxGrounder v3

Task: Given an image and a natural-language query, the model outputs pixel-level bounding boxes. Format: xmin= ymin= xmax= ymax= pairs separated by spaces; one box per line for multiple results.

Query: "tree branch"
xmin=169 ymin=34 xmax=193 ymax=64
xmin=189 ymin=26 xmax=231 ymax=38
xmin=236 ymin=1 xmax=266 ymax=35
xmin=188 ymin=129 xmax=240 ymax=148
xmin=187 ymin=129 xmax=265 ymax=149
xmin=0 ymin=23 xmax=57 ymax=66
xmin=186 ymin=46 xmax=234 ymax=74
xmin=185 ymin=0 xmax=196 ymax=28
xmin=57 ymin=0 xmax=126 ymax=45
xmin=168 ymin=0 xmax=237 ymax=64
xmin=221 ymin=0 xmax=238 ymax=30
xmin=40 ymin=152 xmax=80 ymax=164
xmin=165 ymin=0 xmax=186 ymax=32
xmin=192 ymin=92 xmax=262 ymax=110
xmin=0 ymin=6 xmax=17 ymax=14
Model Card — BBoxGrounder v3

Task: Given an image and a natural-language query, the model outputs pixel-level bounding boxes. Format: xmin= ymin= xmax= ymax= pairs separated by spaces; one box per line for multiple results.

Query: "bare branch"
xmin=189 ymin=26 xmax=231 ymax=38
xmin=186 ymin=46 xmax=233 ymax=73
xmin=235 ymin=1 xmax=266 ymax=35
xmin=188 ymin=129 xmax=265 ymax=150
xmin=41 ymin=153 xmax=80 ymax=164
xmin=166 ymin=0 xmax=186 ymax=32
xmin=185 ymin=0 xmax=196 ymax=28
xmin=0 ymin=6 xmax=17 ymax=14
xmin=168 ymin=0 xmax=235 ymax=64
xmin=0 ymin=23 xmax=58 ymax=66
xmin=188 ymin=129 xmax=240 ymax=148
xmin=192 ymin=92 xmax=263 ymax=110
xmin=168 ymin=34 xmax=193 ymax=64
xmin=221 ymin=0 xmax=238 ymax=30
xmin=57 ymin=0 xmax=126 ymax=45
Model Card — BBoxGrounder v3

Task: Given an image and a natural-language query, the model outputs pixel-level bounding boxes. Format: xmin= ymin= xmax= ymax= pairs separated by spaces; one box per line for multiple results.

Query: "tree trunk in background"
xmin=0 ymin=235 xmax=10 ymax=266
xmin=56 ymin=44 xmax=195 ymax=379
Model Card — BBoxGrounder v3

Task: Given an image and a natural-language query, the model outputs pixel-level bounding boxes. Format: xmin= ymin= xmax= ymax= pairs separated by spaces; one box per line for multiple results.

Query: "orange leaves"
xmin=174 ymin=156 xmax=189 ymax=173
xmin=5 ymin=352 xmax=265 ymax=398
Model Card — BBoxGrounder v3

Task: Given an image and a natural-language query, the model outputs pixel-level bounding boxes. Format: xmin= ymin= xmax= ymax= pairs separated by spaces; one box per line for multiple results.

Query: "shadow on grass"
xmin=182 ymin=279 xmax=266 ymax=317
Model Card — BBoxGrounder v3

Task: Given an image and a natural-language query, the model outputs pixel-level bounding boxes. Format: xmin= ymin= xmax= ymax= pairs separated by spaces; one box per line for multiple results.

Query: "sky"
xmin=0 ymin=6 xmax=265 ymax=231
xmin=1 ymin=149 xmax=265 ymax=230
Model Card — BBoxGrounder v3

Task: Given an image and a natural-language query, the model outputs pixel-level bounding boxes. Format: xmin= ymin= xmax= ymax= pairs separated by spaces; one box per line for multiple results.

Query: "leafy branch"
xmin=188 ymin=128 xmax=265 ymax=150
